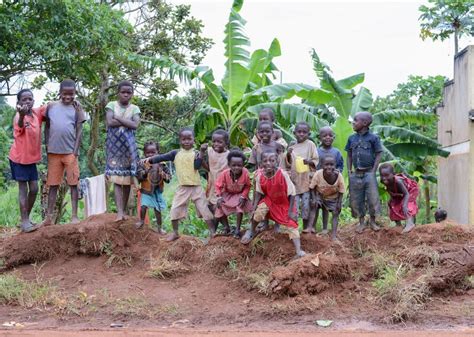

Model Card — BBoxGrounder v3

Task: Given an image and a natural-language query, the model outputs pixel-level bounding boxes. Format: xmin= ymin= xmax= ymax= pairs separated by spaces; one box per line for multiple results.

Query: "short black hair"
xmin=295 ymin=121 xmax=310 ymax=130
xmin=355 ymin=111 xmax=373 ymax=125
xmin=261 ymin=149 xmax=278 ymax=159
xmin=259 ymin=108 xmax=275 ymax=121
xmin=257 ymin=121 xmax=273 ymax=131
xmin=143 ymin=140 xmax=159 ymax=152
xmin=179 ymin=127 xmax=194 ymax=137
xmin=320 ymin=153 xmax=336 ymax=165
xmin=379 ymin=163 xmax=394 ymax=173
xmin=118 ymin=80 xmax=134 ymax=92
xmin=227 ymin=148 xmax=246 ymax=164
xmin=319 ymin=126 xmax=334 ymax=136
xmin=212 ymin=129 xmax=229 ymax=146
xmin=60 ymin=79 xmax=76 ymax=91
xmin=16 ymin=89 xmax=33 ymax=102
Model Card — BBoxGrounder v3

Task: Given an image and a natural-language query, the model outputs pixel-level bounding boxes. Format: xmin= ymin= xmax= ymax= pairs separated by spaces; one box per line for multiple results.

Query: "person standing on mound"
xmin=379 ymin=163 xmax=419 ymax=233
xmin=241 ymin=150 xmax=305 ymax=258
xmin=105 ymin=80 xmax=140 ymax=222
xmin=9 ymin=89 xmax=47 ymax=233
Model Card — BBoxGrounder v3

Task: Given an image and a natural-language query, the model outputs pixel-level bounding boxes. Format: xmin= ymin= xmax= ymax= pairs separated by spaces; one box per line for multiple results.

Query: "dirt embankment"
xmin=0 ymin=214 xmax=473 ymax=328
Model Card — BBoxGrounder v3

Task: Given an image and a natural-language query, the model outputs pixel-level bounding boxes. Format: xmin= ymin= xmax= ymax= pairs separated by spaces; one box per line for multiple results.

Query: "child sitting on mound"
xmin=379 ymin=163 xmax=419 ymax=233
xmin=241 ymin=150 xmax=305 ymax=258
xmin=215 ymin=149 xmax=253 ymax=238
xmin=136 ymin=140 xmax=171 ymax=233
xmin=140 ymin=127 xmax=215 ymax=242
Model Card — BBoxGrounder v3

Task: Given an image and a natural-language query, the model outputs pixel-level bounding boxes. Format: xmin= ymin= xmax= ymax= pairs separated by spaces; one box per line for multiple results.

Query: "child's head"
xmin=257 ymin=121 xmax=273 ymax=144
xmin=227 ymin=148 xmax=246 ymax=176
xmin=321 ymin=154 xmax=337 ymax=173
xmin=379 ymin=163 xmax=395 ymax=186
xmin=258 ymin=108 xmax=275 ymax=123
xmin=319 ymin=126 xmax=335 ymax=148
xmin=211 ymin=129 xmax=229 ymax=153
xmin=117 ymin=80 xmax=134 ymax=105
xmin=16 ymin=89 xmax=34 ymax=111
xmin=143 ymin=140 xmax=159 ymax=158
xmin=178 ymin=127 xmax=195 ymax=150
xmin=59 ymin=79 xmax=76 ymax=105
xmin=261 ymin=150 xmax=278 ymax=175
xmin=294 ymin=122 xmax=310 ymax=143
xmin=352 ymin=111 xmax=373 ymax=132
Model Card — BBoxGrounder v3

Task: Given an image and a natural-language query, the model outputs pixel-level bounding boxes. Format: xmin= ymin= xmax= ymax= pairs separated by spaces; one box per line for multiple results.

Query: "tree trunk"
xmin=454 ymin=29 xmax=459 ymax=55
xmin=424 ymin=179 xmax=431 ymax=223
xmin=87 ymin=71 xmax=109 ymax=176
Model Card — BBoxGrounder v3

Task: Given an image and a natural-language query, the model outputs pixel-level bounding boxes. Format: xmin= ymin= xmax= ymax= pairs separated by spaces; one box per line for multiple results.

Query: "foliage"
xmin=0 ymin=273 xmax=56 ymax=308
xmin=419 ymin=0 xmax=474 ymax=53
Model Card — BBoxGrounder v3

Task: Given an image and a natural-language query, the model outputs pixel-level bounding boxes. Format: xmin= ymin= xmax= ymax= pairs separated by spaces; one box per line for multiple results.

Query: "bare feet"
xmin=302 ymin=228 xmax=311 ymax=234
xmin=166 ymin=232 xmax=180 ymax=242
xmin=135 ymin=221 xmax=144 ymax=229
xmin=355 ymin=219 xmax=366 ymax=234
xmin=321 ymin=229 xmax=329 ymax=235
xmin=310 ymin=227 xmax=316 ymax=234
xmin=153 ymin=227 xmax=166 ymax=235
xmin=369 ymin=221 xmax=381 ymax=231
xmin=71 ymin=216 xmax=80 ymax=225
xmin=42 ymin=216 xmax=53 ymax=227
xmin=402 ymin=222 xmax=415 ymax=233
xmin=20 ymin=220 xmax=38 ymax=233
xmin=295 ymin=250 xmax=306 ymax=258
xmin=114 ymin=214 xmax=125 ymax=222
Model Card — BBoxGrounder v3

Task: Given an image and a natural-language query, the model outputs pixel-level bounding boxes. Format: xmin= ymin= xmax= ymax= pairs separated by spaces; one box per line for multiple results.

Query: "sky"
xmin=171 ymin=0 xmax=473 ymax=98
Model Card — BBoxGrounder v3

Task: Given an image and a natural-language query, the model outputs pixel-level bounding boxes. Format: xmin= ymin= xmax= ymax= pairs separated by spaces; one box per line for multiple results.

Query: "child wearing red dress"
xmin=215 ymin=149 xmax=253 ymax=238
xmin=241 ymin=150 xmax=305 ymax=258
xmin=379 ymin=163 xmax=419 ymax=233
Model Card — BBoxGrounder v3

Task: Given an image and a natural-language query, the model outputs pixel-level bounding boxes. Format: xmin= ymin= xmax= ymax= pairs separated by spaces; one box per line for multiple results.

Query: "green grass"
xmin=0 ymin=273 xmax=57 ymax=308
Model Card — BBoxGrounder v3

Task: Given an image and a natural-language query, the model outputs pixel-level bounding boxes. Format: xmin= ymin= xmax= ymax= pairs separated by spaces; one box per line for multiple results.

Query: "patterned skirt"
xmin=105 ymin=127 xmax=138 ymax=185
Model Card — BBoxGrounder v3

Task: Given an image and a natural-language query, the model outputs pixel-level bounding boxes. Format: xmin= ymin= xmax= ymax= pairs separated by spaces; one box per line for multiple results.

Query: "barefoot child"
xmin=249 ymin=121 xmax=285 ymax=168
xmin=215 ymin=149 xmax=253 ymax=238
xmin=43 ymin=79 xmax=86 ymax=225
xmin=251 ymin=107 xmax=287 ymax=148
xmin=9 ymin=89 xmax=47 ymax=232
xmin=285 ymin=122 xmax=318 ymax=233
xmin=140 ymin=128 xmax=215 ymax=241
xmin=310 ymin=155 xmax=345 ymax=240
xmin=345 ymin=111 xmax=383 ymax=233
xmin=105 ymin=80 xmax=140 ymax=222
xmin=200 ymin=129 xmax=229 ymax=216
xmin=136 ymin=141 xmax=171 ymax=233
xmin=242 ymin=151 xmax=305 ymax=258
xmin=379 ymin=163 xmax=419 ymax=233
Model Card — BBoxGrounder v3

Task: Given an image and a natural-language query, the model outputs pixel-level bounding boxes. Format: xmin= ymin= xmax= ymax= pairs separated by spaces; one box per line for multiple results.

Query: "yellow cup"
xmin=295 ymin=156 xmax=309 ymax=173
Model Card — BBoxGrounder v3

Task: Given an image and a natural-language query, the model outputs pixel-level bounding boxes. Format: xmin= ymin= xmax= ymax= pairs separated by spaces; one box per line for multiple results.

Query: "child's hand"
xmin=200 ymin=143 xmax=208 ymax=153
xmin=216 ymin=197 xmax=224 ymax=209
xmin=288 ymin=209 xmax=297 ymax=221
xmin=303 ymin=159 xmax=311 ymax=165
xmin=72 ymin=100 xmax=83 ymax=112
xmin=238 ymin=196 xmax=247 ymax=208
xmin=16 ymin=104 xmax=28 ymax=115
xmin=139 ymin=158 xmax=151 ymax=166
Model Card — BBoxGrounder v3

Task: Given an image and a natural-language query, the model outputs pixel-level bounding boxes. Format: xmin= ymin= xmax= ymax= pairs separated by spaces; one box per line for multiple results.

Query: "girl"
xmin=215 ymin=149 xmax=253 ymax=238
xmin=136 ymin=141 xmax=171 ymax=233
xmin=105 ymin=80 xmax=140 ymax=222
xmin=8 ymin=89 xmax=46 ymax=232
xmin=379 ymin=163 xmax=419 ymax=233
xmin=140 ymin=128 xmax=215 ymax=242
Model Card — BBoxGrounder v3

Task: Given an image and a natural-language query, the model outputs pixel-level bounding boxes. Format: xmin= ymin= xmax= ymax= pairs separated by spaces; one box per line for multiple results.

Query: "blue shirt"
xmin=317 ymin=147 xmax=344 ymax=172
xmin=345 ymin=130 xmax=383 ymax=170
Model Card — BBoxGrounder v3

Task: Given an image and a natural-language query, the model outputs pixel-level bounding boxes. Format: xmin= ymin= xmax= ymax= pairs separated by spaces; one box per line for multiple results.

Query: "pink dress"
xmin=388 ymin=174 xmax=419 ymax=221
xmin=214 ymin=168 xmax=253 ymax=217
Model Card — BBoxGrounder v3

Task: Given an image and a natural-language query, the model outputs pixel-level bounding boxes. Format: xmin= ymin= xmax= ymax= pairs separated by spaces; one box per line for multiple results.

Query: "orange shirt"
xmin=9 ymin=105 xmax=47 ymax=165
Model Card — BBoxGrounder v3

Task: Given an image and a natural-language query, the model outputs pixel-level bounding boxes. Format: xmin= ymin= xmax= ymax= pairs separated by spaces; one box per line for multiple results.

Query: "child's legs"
xmin=69 ymin=185 xmax=79 ymax=222
xmin=236 ymin=213 xmax=243 ymax=231
xmin=349 ymin=173 xmax=366 ymax=218
xmin=331 ymin=210 xmax=340 ymax=239
xmin=139 ymin=206 xmax=148 ymax=222
xmin=27 ymin=180 xmax=39 ymax=216
xmin=280 ymin=225 xmax=305 ymax=256
xmin=113 ymin=184 xmax=125 ymax=218
xmin=299 ymin=192 xmax=310 ymax=230
xmin=191 ymin=186 xmax=216 ymax=235
xmin=153 ymin=209 xmax=162 ymax=227
xmin=252 ymin=202 xmax=270 ymax=234
xmin=45 ymin=154 xmax=67 ymax=221
xmin=169 ymin=186 xmax=192 ymax=239
xmin=364 ymin=172 xmax=380 ymax=219
xmin=18 ymin=181 xmax=29 ymax=225
xmin=322 ymin=208 xmax=329 ymax=230
xmin=63 ymin=154 xmax=80 ymax=221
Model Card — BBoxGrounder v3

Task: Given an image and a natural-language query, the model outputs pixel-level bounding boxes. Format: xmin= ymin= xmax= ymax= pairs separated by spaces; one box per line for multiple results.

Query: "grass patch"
xmin=373 ymin=263 xmax=407 ymax=296
xmin=99 ymin=239 xmax=132 ymax=268
xmin=0 ymin=273 xmax=57 ymax=308
xmin=113 ymin=296 xmax=157 ymax=318
xmin=148 ymin=255 xmax=190 ymax=279
xmin=244 ymin=271 xmax=270 ymax=295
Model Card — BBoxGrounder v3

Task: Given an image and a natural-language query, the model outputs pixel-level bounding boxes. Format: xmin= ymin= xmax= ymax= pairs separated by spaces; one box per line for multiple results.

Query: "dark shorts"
xmin=9 ymin=160 xmax=38 ymax=182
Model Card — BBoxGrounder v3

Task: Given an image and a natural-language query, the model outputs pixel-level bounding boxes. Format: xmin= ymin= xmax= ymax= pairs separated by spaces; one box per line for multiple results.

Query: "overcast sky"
xmin=172 ymin=0 xmax=473 ymax=97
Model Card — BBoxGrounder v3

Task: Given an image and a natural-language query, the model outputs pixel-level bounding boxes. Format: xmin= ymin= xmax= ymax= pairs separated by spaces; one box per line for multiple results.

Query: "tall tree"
xmin=419 ymin=0 xmax=474 ymax=54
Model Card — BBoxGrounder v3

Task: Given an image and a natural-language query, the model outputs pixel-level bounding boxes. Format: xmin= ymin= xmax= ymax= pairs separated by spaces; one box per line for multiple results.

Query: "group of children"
xmin=9 ymin=80 xmax=420 ymax=258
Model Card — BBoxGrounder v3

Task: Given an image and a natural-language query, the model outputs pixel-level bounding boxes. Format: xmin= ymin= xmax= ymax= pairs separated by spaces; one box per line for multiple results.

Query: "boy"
xmin=140 ymin=127 xmax=215 ymax=242
xmin=251 ymin=108 xmax=288 ymax=148
xmin=345 ymin=111 xmax=383 ymax=233
xmin=317 ymin=126 xmax=344 ymax=172
xmin=379 ymin=163 xmax=419 ymax=233
xmin=285 ymin=122 xmax=318 ymax=232
xmin=249 ymin=121 xmax=285 ymax=168
xmin=241 ymin=150 xmax=305 ymax=258
xmin=43 ymin=79 xmax=86 ymax=225
xmin=310 ymin=155 xmax=345 ymax=240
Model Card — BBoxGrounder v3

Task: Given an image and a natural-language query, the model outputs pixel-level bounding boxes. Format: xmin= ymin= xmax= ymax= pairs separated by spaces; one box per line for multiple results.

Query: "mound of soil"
xmin=0 ymin=216 xmax=473 ymax=328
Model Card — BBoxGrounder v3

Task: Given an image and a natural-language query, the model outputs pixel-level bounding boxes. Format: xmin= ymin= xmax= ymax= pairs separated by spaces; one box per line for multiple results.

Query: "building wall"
xmin=437 ymin=45 xmax=474 ymax=225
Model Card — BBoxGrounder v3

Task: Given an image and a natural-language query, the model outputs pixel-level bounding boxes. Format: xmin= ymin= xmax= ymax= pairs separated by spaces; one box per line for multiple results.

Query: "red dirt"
xmin=0 ymin=215 xmax=473 ymax=331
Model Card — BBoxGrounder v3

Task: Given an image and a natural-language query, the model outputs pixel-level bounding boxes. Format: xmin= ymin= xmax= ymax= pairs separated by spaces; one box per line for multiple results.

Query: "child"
xmin=140 ymin=127 xmax=215 ymax=242
xmin=285 ymin=122 xmax=319 ymax=232
xmin=215 ymin=149 xmax=253 ymax=238
xmin=9 ymin=89 xmax=47 ymax=232
xmin=105 ymin=80 xmax=140 ymax=222
xmin=317 ymin=126 xmax=344 ymax=172
xmin=345 ymin=111 xmax=383 ymax=233
xmin=43 ymin=79 xmax=86 ymax=225
xmin=379 ymin=163 xmax=419 ymax=233
xmin=249 ymin=121 xmax=285 ymax=168
xmin=200 ymin=129 xmax=230 ymax=215
xmin=251 ymin=108 xmax=287 ymax=148
xmin=310 ymin=155 xmax=345 ymax=240
xmin=241 ymin=150 xmax=305 ymax=258
xmin=136 ymin=141 xmax=171 ymax=233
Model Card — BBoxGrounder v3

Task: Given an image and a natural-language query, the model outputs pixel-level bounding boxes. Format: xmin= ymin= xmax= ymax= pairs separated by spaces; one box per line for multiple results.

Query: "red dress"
xmin=388 ymin=174 xmax=419 ymax=221
xmin=214 ymin=168 xmax=253 ymax=217
xmin=258 ymin=169 xmax=298 ymax=228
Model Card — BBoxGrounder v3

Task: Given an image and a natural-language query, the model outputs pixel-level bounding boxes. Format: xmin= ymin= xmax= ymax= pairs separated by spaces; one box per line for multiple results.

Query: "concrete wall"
xmin=437 ymin=45 xmax=474 ymax=225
